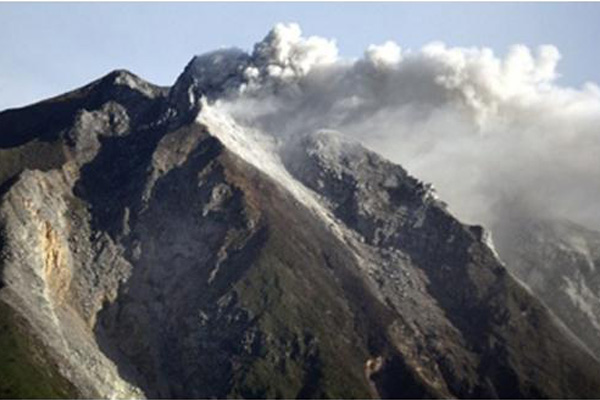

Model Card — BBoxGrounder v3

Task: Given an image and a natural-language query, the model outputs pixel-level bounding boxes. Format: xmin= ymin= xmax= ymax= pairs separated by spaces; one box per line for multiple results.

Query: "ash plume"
xmin=193 ymin=23 xmax=600 ymax=231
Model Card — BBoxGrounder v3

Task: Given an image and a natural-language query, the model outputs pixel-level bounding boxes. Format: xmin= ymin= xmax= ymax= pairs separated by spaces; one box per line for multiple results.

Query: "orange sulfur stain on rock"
xmin=41 ymin=221 xmax=71 ymax=304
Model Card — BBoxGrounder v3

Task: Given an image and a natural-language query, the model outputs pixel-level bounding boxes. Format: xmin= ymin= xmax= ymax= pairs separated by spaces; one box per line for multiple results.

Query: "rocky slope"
xmin=0 ymin=63 xmax=600 ymax=399
xmin=494 ymin=217 xmax=600 ymax=361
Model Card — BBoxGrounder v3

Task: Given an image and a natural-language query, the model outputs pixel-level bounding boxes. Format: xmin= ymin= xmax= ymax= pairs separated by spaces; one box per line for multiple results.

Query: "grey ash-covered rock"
xmin=284 ymin=129 xmax=600 ymax=397
xmin=494 ymin=217 xmax=600 ymax=361
xmin=0 ymin=62 xmax=600 ymax=399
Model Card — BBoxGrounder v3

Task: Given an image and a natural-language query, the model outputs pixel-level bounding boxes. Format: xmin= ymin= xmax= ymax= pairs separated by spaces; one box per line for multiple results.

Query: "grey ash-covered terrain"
xmin=493 ymin=217 xmax=600 ymax=361
xmin=1 ymin=56 xmax=600 ymax=399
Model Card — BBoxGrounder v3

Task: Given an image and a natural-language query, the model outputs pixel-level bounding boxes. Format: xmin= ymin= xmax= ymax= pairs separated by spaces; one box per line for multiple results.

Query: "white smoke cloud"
xmin=365 ymin=41 xmax=403 ymax=68
xmin=246 ymin=23 xmax=338 ymax=84
xmin=198 ymin=23 xmax=600 ymax=231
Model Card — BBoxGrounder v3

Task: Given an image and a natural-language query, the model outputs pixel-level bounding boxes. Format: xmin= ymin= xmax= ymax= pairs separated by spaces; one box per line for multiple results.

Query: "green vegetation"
xmin=231 ymin=226 xmax=373 ymax=398
xmin=0 ymin=301 xmax=78 ymax=399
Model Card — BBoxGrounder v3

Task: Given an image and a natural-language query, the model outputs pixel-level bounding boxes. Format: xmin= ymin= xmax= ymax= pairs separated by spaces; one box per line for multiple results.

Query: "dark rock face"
xmin=168 ymin=50 xmax=251 ymax=121
xmin=284 ymin=131 xmax=600 ymax=398
xmin=1 ymin=66 xmax=600 ymax=399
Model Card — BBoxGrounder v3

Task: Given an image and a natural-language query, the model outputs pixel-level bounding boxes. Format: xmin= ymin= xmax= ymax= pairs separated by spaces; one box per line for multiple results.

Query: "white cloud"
xmin=365 ymin=41 xmax=402 ymax=68
xmin=249 ymin=23 xmax=338 ymax=82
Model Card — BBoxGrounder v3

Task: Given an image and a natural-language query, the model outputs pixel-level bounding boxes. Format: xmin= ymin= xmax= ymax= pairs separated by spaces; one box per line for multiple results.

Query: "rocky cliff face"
xmin=0 ymin=70 xmax=166 ymax=398
xmin=1 ymin=64 xmax=600 ymax=399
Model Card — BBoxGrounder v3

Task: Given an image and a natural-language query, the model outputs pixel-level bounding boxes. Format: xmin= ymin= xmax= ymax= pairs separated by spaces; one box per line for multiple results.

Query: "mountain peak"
xmin=2 ymin=32 xmax=600 ymax=398
xmin=97 ymin=68 xmax=166 ymax=99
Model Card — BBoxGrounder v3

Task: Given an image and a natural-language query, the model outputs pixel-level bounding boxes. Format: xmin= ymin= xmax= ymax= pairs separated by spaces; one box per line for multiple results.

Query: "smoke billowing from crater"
xmin=194 ymin=23 xmax=600 ymax=231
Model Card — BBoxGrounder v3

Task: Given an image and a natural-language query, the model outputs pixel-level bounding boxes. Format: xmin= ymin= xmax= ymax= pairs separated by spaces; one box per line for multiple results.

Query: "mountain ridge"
xmin=1 ymin=61 xmax=600 ymax=398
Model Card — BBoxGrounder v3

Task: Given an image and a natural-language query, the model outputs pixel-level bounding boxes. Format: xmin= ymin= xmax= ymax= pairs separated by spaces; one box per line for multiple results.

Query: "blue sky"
xmin=1 ymin=2 xmax=600 ymax=110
